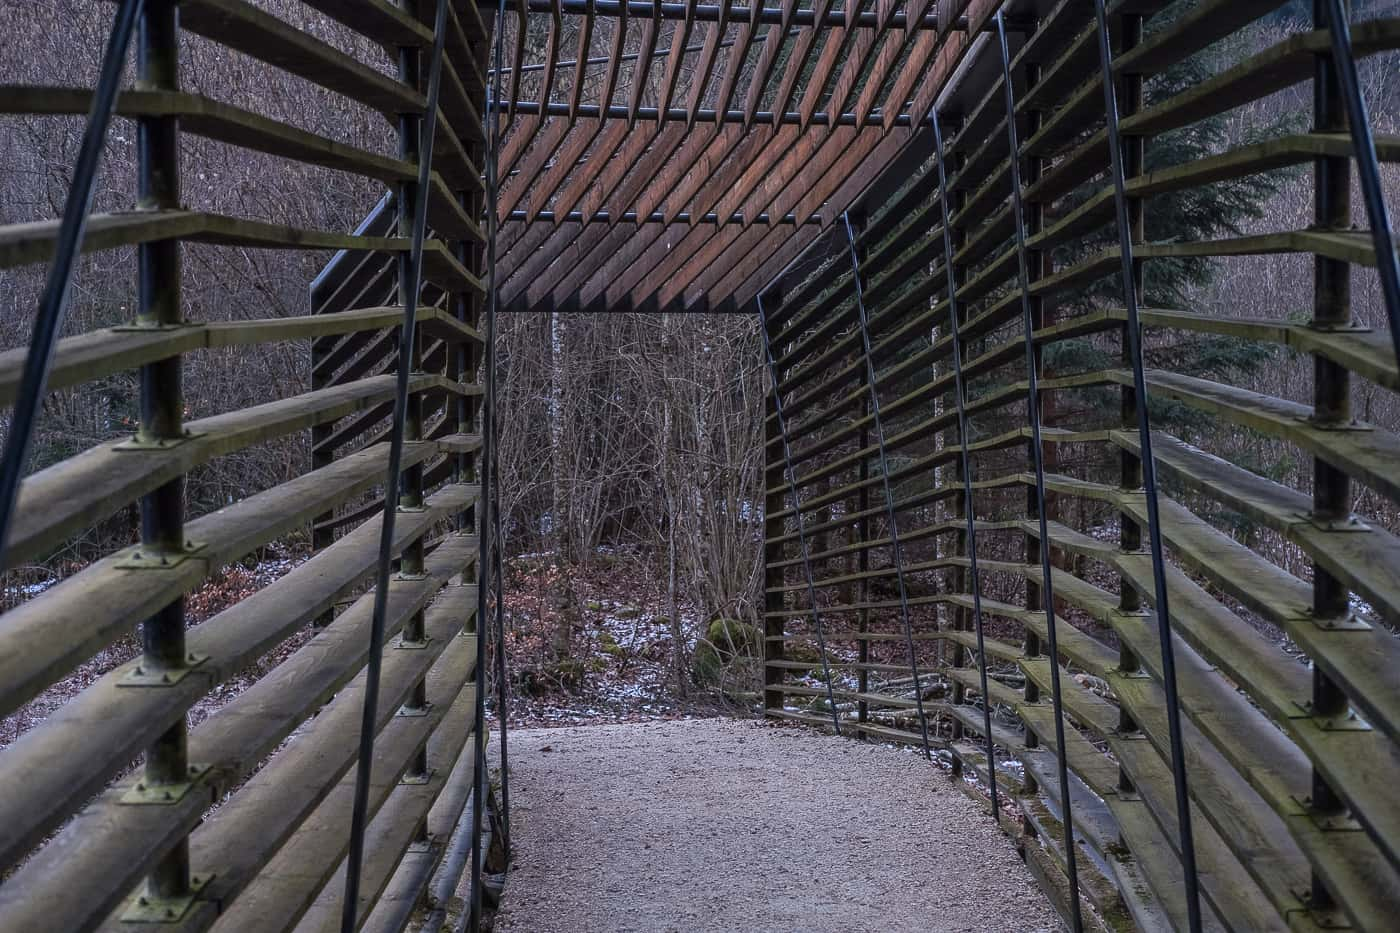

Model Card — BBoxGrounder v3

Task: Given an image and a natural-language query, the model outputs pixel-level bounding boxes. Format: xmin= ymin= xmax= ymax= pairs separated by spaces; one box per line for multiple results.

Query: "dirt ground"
xmin=493 ymin=718 xmax=1059 ymax=933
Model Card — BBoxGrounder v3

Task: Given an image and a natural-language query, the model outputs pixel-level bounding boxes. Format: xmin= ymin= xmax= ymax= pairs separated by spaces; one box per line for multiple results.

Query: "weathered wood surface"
xmin=0 ymin=2 xmax=492 ymax=928
xmin=755 ymin=3 xmax=1400 ymax=930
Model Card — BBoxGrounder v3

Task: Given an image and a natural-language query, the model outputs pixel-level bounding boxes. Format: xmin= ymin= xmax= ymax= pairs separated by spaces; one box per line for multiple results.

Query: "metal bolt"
xmin=161 ymin=673 xmax=171 ymax=684
xmin=138 ymin=897 xmax=149 ymax=907
xmin=136 ymin=782 xmax=146 ymax=792
xmin=165 ymin=908 xmax=176 ymax=918
xmin=133 ymin=666 xmax=144 ymax=676
xmin=188 ymin=764 xmax=199 ymax=775
xmin=162 ymin=790 xmax=172 ymax=800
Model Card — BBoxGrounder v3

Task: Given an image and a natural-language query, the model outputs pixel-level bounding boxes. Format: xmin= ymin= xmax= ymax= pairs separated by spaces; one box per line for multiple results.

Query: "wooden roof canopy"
xmin=492 ymin=0 xmax=1008 ymax=315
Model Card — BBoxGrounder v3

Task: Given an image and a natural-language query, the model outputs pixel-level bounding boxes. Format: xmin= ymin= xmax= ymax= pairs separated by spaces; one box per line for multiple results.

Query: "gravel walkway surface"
xmin=493 ymin=718 xmax=1058 ymax=933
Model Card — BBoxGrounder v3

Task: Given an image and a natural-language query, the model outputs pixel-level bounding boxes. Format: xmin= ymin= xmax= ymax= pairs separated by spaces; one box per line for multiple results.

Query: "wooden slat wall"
xmin=760 ymin=1 xmax=1400 ymax=930
xmin=0 ymin=1 xmax=492 ymax=930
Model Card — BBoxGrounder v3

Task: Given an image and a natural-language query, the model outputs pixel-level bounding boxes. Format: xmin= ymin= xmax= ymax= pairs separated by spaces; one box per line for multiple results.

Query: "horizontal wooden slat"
xmin=0 ymin=490 xmax=477 ymax=873
xmin=0 ymin=211 xmax=483 ymax=294
xmin=0 ymin=441 xmax=442 ymax=720
xmin=194 ymin=635 xmax=478 ymax=932
xmin=4 ymin=373 xmax=469 ymax=569
xmin=1 ymin=551 xmax=478 ymax=933
xmin=179 ymin=0 xmax=426 ymax=116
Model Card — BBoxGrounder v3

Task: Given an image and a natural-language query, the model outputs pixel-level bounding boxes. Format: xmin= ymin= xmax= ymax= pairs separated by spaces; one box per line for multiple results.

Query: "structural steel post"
xmin=1307 ymin=0 xmax=1353 ymax=918
xmin=398 ymin=0 xmax=431 ymax=784
xmin=470 ymin=2 xmax=510 ymax=926
xmin=136 ymin=0 xmax=195 ymax=907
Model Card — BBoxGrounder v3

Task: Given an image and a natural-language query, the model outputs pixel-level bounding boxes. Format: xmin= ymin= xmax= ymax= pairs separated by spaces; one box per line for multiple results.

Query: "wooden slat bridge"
xmin=1 ymin=0 xmax=1400 ymax=931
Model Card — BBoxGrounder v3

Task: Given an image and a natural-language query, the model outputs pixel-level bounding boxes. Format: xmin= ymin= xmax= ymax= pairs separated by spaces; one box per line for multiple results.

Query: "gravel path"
xmin=493 ymin=718 xmax=1058 ymax=932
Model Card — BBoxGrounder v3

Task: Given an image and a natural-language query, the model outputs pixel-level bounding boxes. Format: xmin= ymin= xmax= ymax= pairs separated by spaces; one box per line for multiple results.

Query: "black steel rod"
xmin=840 ymin=211 xmax=934 ymax=761
xmin=755 ymin=293 xmax=844 ymax=736
xmin=1322 ymin=0 xmax=1400 ymax=365
xmin=470 ymin=0 xmax=509 ymax=928
xmin=1092 ymin=3 xmax=1203 ymax=929
xmin=927 ymin=106 xmax=1000 ymax=820
xmin=994 ymin=13 xmax=1083 ymax=931
xmin=0 ymin=0 xmax=142 ymax=570
xmin=340 ymin=1 xmax=450 ymax=930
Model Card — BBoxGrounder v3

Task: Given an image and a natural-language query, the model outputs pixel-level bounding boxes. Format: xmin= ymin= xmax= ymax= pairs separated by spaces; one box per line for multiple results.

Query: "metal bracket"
xmin=400 ymin=768 xmax=436 ymax=786
xmin=120 ymin=764 xmax=210 ymax=805
xmin=397 ymin=503 xmax=428 ymax=514
xmin=120 ymin=874 xmax=212 ymax=924
xmin=395 ymin=570 xmax=428 ymax=581
xmin=1288 ymin=888 xmax=1357 ymax=929
xmin=119 ymin=653 xmax=209 ymax=687
xmin=1290 ymin=608 xmax=1373 ymax=632
xmin=111 ymin=319 xmax=195 ymax=333
xmin=395 ymin=634 xmax=433 ymax=650
xmin=407 ymin=834 xmax=434 ymax=853
xmin=1290 ymin=795 xmax=1364 ymax=832
xmin=113 ymin=429 xmax=204 ymax=451
xmin=1113 ymin=665 xmax=1154 ymax=680
xmin=1306 ymin=318 xmax=1372 ymax=333
xmin=1292 ymin=701 xmax=1373 ymax=731
xmin=1297 ymin=415 xmax=1373 ymax=433
xmin=396 ymin=701 xmax=434 ymax=718
xmin=1291 ymin=510 xmax=1371 ymax=534
xmin=115 ymin=539 xmax=207 ymax=571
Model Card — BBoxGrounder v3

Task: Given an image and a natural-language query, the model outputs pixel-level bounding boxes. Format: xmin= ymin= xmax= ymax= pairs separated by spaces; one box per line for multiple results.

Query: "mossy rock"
xmin=547 ymin=658 xmax=585 ymax=691
xmin=597 ymin=631 xmax=625 ymax=657
xmin=615 ymin=605 xmax=642 ymax=619
xmin=692 ymin=640 xmax=725 ymax=686
xmin=692 ymin=618 xmax=764 ymax=690
xmin=584 ymin=600 xmax=603 ymax=612
xmin=705 ymin=618 xmax=762 ymax=659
